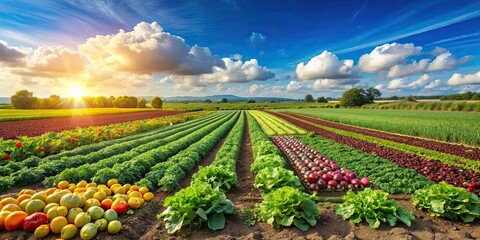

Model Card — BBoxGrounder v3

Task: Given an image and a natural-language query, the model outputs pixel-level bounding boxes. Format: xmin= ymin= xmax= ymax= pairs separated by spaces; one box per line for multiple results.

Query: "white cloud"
xmin=230 ymin=53 xmax=242 ymax=60
xmin=387 ymin=74 xmax=438 ymax=90
xmin=426 ymin=52 xmax=472 ymax=72
xmin=248 ymin=84 xmax=270 ymax=94
xmin=249 ymin=32 xmax=266 ymax=43
xmin=79 ymin=21 xmax=225 ymax=75
xmin=387 ymin=59 xmax=430 ymax=78
xmin=424 ymin=80 xmax=442 ymax=89
xmin=0 ymin=40 xmax=28 ymax=67
xmin=160 ymin=58 xmax=274 ymax=90
xmin=374 ymin=84 xmax=384 ymax=90
xmin=295 ymin=50 xmax=356 ymax=80
xmin=286 ymin=81 xmax=308 ymax=91
xmin=358 ymin=43 xmax=421 ymax=72
xmin=447 ymin=71 xmax=480 ymax=85
xmin=312 ymin=78 xmax=360 ymax=90
xmin=430 ymin=47 xmax=448 ymax=56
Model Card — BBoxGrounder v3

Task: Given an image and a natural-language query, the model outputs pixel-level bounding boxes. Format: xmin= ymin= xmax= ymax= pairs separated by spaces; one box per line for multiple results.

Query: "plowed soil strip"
xmin=0 ymin=110 xmax=184 ymax=139
xmin=272 ymin=112 xmax=480 ymax=195
xmin=275 ymin=111 xmax=480 ymax=161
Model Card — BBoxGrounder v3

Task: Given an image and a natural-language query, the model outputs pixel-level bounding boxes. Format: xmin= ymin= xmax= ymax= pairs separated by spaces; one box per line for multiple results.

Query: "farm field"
xmin=281 ymin=108 xmax=480 ymax=146
xmin=0 ymin=109 xmax=479 ymax=240
xmin=0 ymin=110 xmax=185 ymax=139
xmin=0 ymin=108 xmax=160 ymax=122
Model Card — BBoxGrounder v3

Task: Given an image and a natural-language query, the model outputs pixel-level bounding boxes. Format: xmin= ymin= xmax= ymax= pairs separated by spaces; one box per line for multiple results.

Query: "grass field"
xmin=0 ymin=108 xmax=158 ymax=121
xmin=280 ymin=108 xmax=480 ymax=146
xmin=163 ymin=102 xmax=335 ymax=111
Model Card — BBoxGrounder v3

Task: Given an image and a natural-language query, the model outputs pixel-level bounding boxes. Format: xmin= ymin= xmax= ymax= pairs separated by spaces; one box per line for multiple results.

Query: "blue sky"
xmin=0 ymin=0 xmax=479 ymax=98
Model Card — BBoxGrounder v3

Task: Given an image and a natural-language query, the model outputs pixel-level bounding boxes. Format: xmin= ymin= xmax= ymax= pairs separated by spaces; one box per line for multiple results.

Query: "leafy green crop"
xmin=254 ymin=167 xmax=303 ymax=194
xmin=259 ymin=186 xmax=320 ymax=231
xmin=413 ymin=182 xmax=480 ymax=222
xmin=159 ymin=183 xmax=234 ymax=234
xmin=336 ymin=188 xmax=415 ymax=228
xmin=191 ymin=166 xmax=237 ymax=192
xmin=250 ymin=154 xmax=285 ymax=173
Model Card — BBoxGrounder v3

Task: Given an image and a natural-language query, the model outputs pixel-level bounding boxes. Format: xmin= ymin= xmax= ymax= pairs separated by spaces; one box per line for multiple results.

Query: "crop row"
xmin=249 ymin=110 xmax=305 ymax=136
xmin=281 ymin=108 xmax=480 ymax=147
xmin=134 ymin=111 xmax=240 ymax=191
xmin=272 ymin=136 xmax=369 ymax=192
xmin=158 ymin=112 xmax=245 ymax=233
xmin=0 ymin=112 xmax=234 ymax=192
xmin=41 ymin=112 xmax=232 ymax=188
xmin=247 ymin=112 xmax=322 ymax=232
xmin=277 ymin=112 xmax=480 ymax=161
xmin=0 ymin=111 xmax=208 ymax=162
xmin=297 ymin=135 xmax=433 ymax=194
xmin=269 ymin=112 xmax=480 ymax=196
xmin=0 ymin=111 xmax=228 ymax=177
xmin=281 ymin=113 xmax=480 ymax=172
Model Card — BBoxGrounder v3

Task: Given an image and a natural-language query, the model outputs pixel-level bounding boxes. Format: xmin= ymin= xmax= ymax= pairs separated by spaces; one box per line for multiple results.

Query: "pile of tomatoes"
xmin=0 ymin=179 xmax=154 ymax=239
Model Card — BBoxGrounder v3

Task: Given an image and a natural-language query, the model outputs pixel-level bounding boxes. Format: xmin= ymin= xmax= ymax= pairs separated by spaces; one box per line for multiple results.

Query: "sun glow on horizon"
xmin=69 ymin=87 xmax=84 ymax=99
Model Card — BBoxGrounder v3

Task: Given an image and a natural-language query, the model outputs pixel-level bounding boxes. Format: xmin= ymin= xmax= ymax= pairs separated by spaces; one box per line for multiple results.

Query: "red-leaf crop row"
xmin=272 ymin=136 xmax=369 ymax=192
xmin=271 ymin=111 xmax=480 ymax=161
xmin=270 ymin=112 xmax=480 ymax=196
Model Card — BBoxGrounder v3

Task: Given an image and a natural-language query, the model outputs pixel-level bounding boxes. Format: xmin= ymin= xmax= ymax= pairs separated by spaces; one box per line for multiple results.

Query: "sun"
xmin=69 ymin=87 xmax=84 ymax=99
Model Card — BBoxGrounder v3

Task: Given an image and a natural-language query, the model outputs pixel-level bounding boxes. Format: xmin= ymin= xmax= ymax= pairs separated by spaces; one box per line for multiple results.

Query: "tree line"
xmin=10 ymin=90 xmax=163 ymax=109
xmin=440 ymin=92 xmax=480 ymax=101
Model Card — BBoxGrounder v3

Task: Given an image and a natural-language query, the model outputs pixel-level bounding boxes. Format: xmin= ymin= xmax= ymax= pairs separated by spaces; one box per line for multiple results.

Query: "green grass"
xmin=280 ymin=108 xmax=480 ymax=146
xmin=163 ymin=102 xmax=337 ymax=111
xmin=0 ymin=108 xmax=158 ymax=121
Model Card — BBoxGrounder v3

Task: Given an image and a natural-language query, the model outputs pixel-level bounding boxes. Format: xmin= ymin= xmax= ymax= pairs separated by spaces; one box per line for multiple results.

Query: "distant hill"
xmin=0 ymin=97 xmax=9 ymax=104
xmin=161 ymin=95 xmax=297 ymax=102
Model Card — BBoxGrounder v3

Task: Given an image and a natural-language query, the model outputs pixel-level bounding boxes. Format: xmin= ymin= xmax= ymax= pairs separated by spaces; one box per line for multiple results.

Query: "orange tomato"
xmin=58 ymin=181 xmax=70 ymax=190
xmin=0 ymin=197 xmax=19 ymax=209
xmin=107 ymin=179 xmax=118 ymax=188
xmin=4 ymin=211 xmax=28 ymax=230
xmin=46 ymin=188 xmax=57 ymax=195
xmin=17 ymin=194 xmax=32 ymax=203
xmin=100 ymin=199 xmax=113 ymax=211
xmin=143 ymin=192 xmax=154 ymax=201
xmin=139 ymin=187 xmax=149 ymax=195
xmin=113 ymin=187 xmax=125 ymax=195
xmin=50 ymin=216 xmax=68 ymax=234
xmin=2 ymin=203 xmax=22 ymax=212
xmin=127 ymin=197 xmax=142 ymax=209
xmin=123 ymin=184 xmax=131 ymax=192
xmin=0 ymin=211 xmax=12 ymax=230
xmin=130 ymin=185 xmax=140 ymax=192
xmin=111 ymin=200 xmax=128 ymax=214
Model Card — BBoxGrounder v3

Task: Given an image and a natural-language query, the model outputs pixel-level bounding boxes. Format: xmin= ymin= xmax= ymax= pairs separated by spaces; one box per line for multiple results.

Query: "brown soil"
xmin=0 ymin=110 xmax=184 ymax=139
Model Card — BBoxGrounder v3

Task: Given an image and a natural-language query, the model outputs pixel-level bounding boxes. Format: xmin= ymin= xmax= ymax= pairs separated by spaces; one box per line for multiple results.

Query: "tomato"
xmin=83 ymin=198 xmax=100 ymax=211
xmin=45 ymin=192 xmax=62 ymax=204
xmin=39 ymin=147 xmax=45 ymax=152
xmin=127 ymin=197 xmax=142 ymax=209
xmin=80 ymin=223 xmax=98 ymax=240
xmin=34 ymin=224 xmax=50 ymax=239
xmin=100 ymin=199 xmax=113 ymax=210
xmin=74 ymin=212 xmax=91 ymax=228
xmin=50 ymin=216 xmax=68 ymax=234
xmin=107 ymin=220 xmax=122 ymax=234
xmin=0 ymin=197 xmax=19 ymax=208
xmin=61 ymin=224 xmax=78 ymax=240
xmin=87 ymin=206 xmax=104 ymax=221
xmin=2 ymin=203 xmax=22 ymax=212
xmin=67 ymin=207 xmax=83 ymax=224
xmin=3 ymin=153 xmax=9 ymax=160
xmin=0 ymin=211 xmax=12 ymax=230
xmin=58 ymin=181 xmax=70 ymax=190
xmin=139 ymin=187 xmax=149 ymax=195
xmin=22 ymin=212 xmax=48 ymax=232
xmin=143 ymin=192 xmax=154 ymax=201
xmin=95 ymin=218 xmax=108 ymax=231
xmin=107 ymin=179 xmax=118 ymax=188
xmin=60 ymin=193 xmax=84 ymax=209
xmin=103 ymin=209 xmax=118 ymax=222
xmin=111 ymin=199 xmax=128 ymax=214
xmin=25 ymin=199 xmax=46 ymax=215
xmin=4 ymin=211 xmax=28 ymax=230
xmin=43 ymin=203 xmax=59 ymax=214
xmin=93 ymin=191 xmax=107 ymax=201
xmin=15 ymin=141 xmax=23 ymax=148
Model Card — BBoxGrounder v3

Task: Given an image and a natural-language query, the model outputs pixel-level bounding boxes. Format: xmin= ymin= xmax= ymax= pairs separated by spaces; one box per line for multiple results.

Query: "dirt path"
xmin=0 ymin=110 xmax=184 ymax=139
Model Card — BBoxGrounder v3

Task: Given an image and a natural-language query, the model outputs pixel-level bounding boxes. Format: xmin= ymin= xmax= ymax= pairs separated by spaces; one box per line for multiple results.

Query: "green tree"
xmin=220 ymin=98 xmax=228 ymax=103
xmin=246 ymin=99 xmax=256 ymax=103
xmin=472 ymin=92 xmax=480 ymax=100
xmin=11 ymin=90 xmax=39 ymax=109
xmin=137 ymin=98 xmax=147 ymax=108
xmin=204 ymin=99 xmax=213 ymax=103
xmin=316 ymin=96 xmax=328 ymax=103
xmin=339 ymin=88 xmax=368 ymax=107
xmin=151 ymin=96 xmax=163 ymax=109
xmin=365 ymin=87 xmax=382 ymax=103
xmin=304 ymin=94 xmax=314 ymax=102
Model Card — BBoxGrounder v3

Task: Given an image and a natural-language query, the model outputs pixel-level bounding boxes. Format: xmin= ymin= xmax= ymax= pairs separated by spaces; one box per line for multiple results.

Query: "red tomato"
xmin=111 ymin=200 xmax=128 ymax=214
xmin=15 ymin=142 xmax=23 ymax=148
xmin=39 ymin=147 xmax=45 ymax=152
xmin=3 ymin=154 xmax=10 ymax=160
xmin=22 ymin=212 xmax=48 ymax=232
